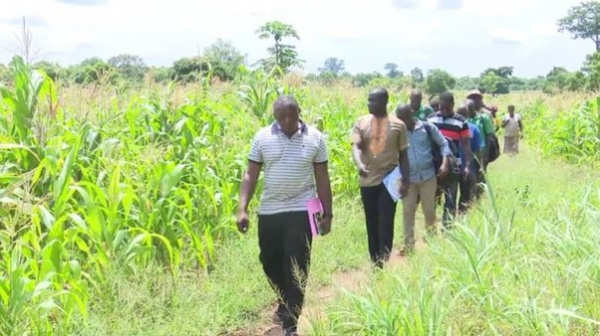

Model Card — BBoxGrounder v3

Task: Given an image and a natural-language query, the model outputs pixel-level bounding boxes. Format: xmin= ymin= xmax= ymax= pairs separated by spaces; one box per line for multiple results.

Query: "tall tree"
xmin=558 ymin=1 xmax=600 ymax=51
xmin=384 ymin=63 xmax=402 ymax=78
xmin=256 ymin=21 xmax=302 ymax=72
xmin=423 ymin=69 xmax=456 ymax=96
xmin=480 ymin=67 xmax=512 ymax=94
xmin=203 ymin=39 xmax=246 ymax=80
xmin=108 ymin=54 xmax=148 ymax=81
xmin=410 ymin=67 xmax=424 ymax=84
xmin=319 ymin=57 xmax=345 ymax=75
xmin=582 ymin=52 xmax=600 ymax=90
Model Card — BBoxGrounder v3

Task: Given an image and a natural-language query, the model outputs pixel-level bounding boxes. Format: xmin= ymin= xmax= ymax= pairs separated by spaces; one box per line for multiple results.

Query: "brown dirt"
xmin=232 ymin=239 xmax=428 ymax=336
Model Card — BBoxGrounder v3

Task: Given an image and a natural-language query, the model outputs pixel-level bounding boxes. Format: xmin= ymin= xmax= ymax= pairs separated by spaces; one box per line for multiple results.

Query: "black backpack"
xmin=488 ymin=133 xmax=501 ymax=163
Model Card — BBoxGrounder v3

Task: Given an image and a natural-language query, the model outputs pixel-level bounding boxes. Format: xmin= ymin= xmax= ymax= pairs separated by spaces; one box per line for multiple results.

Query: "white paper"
xmin=383 ymin=166 xmax=402 ymax=202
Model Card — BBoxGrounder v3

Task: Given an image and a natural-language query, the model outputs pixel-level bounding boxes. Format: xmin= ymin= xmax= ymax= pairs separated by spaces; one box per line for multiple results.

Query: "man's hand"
xmin=236 ymin=210 xmax=249 ymax=234
xmin=398 ymin=180 xmax=409 ymax=198
xmin=463 ymin=167 xmax=471 ymax=181
xmin=319 ymin=216 xmax=332 ymax=236
xmin=437 ymin=162 xmax=449 ymax=180
xmin=358 ymin=163 xmax=370 ymax=177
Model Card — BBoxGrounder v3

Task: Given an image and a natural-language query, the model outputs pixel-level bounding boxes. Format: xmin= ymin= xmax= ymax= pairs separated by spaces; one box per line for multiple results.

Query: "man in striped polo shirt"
xmin=236 ymin=95 xmax=332 ymax=336
xmin=427 ymin=91 xmax=472 ymax=229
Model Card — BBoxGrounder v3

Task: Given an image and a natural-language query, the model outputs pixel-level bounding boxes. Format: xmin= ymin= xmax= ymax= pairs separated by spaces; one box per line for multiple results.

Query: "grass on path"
xmin=73 ymin=145 xmax=599 ymax=336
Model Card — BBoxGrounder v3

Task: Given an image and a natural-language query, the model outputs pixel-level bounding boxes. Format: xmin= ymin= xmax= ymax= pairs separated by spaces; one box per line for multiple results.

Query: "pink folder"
xmin=307 ymin=198 xmax=323 ymax=237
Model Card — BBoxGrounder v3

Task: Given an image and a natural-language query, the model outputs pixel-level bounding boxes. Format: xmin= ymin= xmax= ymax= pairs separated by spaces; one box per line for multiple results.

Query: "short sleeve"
xmin=350 ymin=119 xmax=362 ymax=144
xmin=459 ymin=120 xmax=470 ymax=139
xmin=248 ymin=134 xmax=263 ymax=163
xmin=314 ymin=134 xmax=328 ymax=163
xmin=397 ymin=122 xmax=409 ymax=151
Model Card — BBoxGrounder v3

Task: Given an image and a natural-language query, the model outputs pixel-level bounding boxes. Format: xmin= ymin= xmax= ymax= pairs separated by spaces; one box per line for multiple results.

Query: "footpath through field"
xmin=236 ymin=143 xmax=600 ymax=336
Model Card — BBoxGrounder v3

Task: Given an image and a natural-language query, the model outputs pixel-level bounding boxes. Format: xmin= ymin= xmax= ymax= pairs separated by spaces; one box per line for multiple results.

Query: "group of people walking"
xmin=235 ymin=89 xmax=523 ymax=336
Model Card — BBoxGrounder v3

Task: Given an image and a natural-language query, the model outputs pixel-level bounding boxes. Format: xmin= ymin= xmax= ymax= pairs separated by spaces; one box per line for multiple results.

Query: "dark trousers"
xmin=472 ymin=165 xmax=486 ymax=201
xmin=442 ymin=179 xmax=459 ymax=229
xmin=258 ymin=211 xmax=312 ymax=332
xmin=459 ymin=174 xmax=472 ymax=214
xmin=360 ymin=183 xmax=397 ymax=266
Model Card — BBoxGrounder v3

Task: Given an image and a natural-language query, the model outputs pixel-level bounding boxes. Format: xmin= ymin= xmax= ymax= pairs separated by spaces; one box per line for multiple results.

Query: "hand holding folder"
xmin=307 ymin=198 xmax=331 ymax=237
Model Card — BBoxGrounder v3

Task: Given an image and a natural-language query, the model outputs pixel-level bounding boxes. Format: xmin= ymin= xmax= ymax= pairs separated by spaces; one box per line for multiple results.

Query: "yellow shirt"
xmin=351 ymin=114 xmax=409 ymax=187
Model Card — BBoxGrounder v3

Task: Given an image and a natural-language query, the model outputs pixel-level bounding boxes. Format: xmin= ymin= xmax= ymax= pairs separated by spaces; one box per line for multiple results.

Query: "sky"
xmin=0 ymin=0 xmax=593 ymax=77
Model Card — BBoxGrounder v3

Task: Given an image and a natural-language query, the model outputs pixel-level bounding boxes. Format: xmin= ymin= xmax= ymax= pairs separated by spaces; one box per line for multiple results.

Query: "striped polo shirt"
xmin=427 ymin=112 xmax=470 ymax=156
xmin=248 ymin=121 xmax=328 ymax=215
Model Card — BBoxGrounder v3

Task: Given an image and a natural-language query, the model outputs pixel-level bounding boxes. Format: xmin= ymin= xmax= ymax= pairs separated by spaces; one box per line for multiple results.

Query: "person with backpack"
xmin=427 ymin=92 xmax=472 ymax=230
xmin=396 ymin=104 xmax=452 ymax=255
xmin=465 ymin=98 xmax=496 ymax=201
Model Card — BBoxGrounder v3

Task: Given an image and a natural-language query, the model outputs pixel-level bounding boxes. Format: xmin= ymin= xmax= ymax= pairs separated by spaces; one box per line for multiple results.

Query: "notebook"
xmin=383 ymin=166 xmax=403 ymax=202
xmin=307 ymin=198 xmax=323 ymax=237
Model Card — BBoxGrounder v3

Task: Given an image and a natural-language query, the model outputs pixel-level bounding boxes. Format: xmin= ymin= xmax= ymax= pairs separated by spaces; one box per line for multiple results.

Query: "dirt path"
xmin=239 ymin=241 xmax=424 ymax=336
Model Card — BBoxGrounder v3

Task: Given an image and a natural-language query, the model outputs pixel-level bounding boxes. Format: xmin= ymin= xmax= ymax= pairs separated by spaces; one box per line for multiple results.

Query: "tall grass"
xmin=308 ymin=149 xmax=600 ymax=336
xmin=1 ymin=56 xmax=599 ymax=334
xmin=524 ymin=96 xmax=600 ymax=166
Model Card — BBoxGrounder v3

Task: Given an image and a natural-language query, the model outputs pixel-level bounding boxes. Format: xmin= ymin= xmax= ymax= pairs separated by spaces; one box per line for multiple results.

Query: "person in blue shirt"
xmin=456 ymin=105 xmax=483 ymax=214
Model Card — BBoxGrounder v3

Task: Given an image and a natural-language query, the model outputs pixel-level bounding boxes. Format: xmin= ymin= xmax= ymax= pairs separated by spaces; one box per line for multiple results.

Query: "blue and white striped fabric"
xmin=248 ymin=121 xmax=328 ymax=215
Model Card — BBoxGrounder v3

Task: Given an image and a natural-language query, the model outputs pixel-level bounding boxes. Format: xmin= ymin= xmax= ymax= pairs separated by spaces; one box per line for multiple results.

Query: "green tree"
xmin=558 ymin=1 xmax=600 ymax=51
xmin=148 ymin=66 xmax=171 ymax=83
xmin=384 ymin=63 xmax=402 ymax=78
xmin=480 ymin=72 xmax=504 ymax=94
xmin=480 ymin=67 xmax=512 ymax=94
xmin=546 ymin=67 xmax=570 ymax=90
xmin=170 ymin=57 xmax=207 ymax=82
xmin=256 ymin=21 xmax=302 ymax=73
xmin=566 ymin=71 xmax=587 ymax=91
xmin=318 ymin=57 xmax=345 ymax=75
xmin=582 ymin=52 xmax=600 ymax=90
xmin=72 ymin=58 xmax=118 ymax=85
xmin=108 ymin=54 xmax=148 ymax=81
xmin=203 ymin=39 xmax=246 ymax=81
xmin=424 ymin=69 xmax=456 ymax=96
xmin=410 ymin=67 xmax=424 ymax=84
xmin=32 ymin=61 xmax=61 ymax=82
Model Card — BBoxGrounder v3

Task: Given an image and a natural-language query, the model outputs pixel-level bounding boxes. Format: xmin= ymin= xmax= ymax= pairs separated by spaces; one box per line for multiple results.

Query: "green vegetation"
xmin=1 ymin=54 xmax=599 ymax=334
xmin=1 ymin=2 xmax=599 ymax=334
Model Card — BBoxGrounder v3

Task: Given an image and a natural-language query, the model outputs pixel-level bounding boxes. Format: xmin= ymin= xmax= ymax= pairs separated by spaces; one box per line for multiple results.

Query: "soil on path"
xmin=233 ymin=241 xmax=424 ymax=336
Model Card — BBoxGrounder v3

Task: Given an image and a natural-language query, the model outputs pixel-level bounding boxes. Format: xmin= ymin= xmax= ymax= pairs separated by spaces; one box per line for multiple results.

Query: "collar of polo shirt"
xmin=270 ymin=119 xmax=308 ymax=137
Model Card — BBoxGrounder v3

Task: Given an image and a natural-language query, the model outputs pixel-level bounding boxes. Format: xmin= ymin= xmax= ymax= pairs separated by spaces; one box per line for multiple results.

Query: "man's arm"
xmin=351 ymin=121 xmax=369 ymax=176
xmin=238 ymin=161 xmax=262 ymax=213
xmin=459 ymin=125 xmax=472 ymax=176
xmin=398 ymin=149 xmax=410 ymax=182
xmin=429 ymin=123 xmax=452 ymax=173
xmin=314 ymin=163 xmax=332 ymax=216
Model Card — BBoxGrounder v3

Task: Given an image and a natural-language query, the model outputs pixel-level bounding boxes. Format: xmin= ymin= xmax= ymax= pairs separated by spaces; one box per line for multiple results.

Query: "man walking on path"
xmin=457 ymin=105 xmax=484 ymax=213
xmin=410 ymin=90 xmax=435 ymax=121
xmin=351 ymin=88 xmax=410 ymax=268
xmin=427 ymin=91 xmax=472 ymax=229
xmin=236 ymin=95 xmax=333 ymax=336
xmin=466 ymin=90 xmax=495 ymax=172
xmin=396 ymin=104 xmax=451 ymax=255
xmin=502 ymin=105 xmax=523 ymax=155
xmin=465 ymin=98 xmax=493 ymax=200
